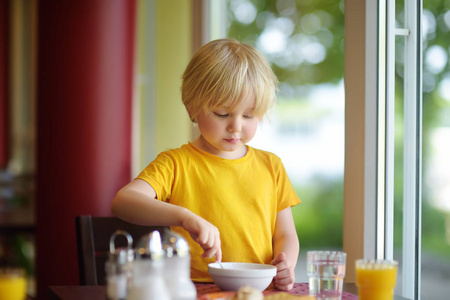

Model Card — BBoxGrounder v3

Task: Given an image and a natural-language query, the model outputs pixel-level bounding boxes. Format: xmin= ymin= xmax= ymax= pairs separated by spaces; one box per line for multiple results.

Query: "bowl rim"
xmin=208 ymin=262 xmax=277 ymax=278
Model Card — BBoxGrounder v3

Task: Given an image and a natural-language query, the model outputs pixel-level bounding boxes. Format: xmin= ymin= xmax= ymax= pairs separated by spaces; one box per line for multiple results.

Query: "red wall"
xmin=36 ymin=1 xmax=135 ymax=298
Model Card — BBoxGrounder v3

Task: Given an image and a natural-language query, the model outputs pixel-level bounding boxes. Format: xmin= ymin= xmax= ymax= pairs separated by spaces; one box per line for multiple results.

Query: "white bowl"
xmin=208 ymin=262 xmax=277 ymax=292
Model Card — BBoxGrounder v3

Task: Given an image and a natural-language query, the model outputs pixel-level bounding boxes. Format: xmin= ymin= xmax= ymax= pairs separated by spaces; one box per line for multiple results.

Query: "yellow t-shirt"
xmin=137 ymin=142 xmax=300 ymax=282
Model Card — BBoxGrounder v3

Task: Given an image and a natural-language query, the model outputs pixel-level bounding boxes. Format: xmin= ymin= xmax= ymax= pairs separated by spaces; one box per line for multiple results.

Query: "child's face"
xmin=196 ymin=91 xmax=259 ymax=159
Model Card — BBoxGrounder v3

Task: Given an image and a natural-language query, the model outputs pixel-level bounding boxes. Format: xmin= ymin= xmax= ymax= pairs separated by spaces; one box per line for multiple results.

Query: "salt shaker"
xmin=127 ymin=230 xmax=170 ymax=300
xmin=105 ymin=230 xmax=134 ymax=300
xmin=162 ymin=229 xmax=197 ymax=300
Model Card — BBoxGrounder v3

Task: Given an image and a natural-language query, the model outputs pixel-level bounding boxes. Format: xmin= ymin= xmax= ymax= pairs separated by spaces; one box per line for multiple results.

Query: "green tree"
xmin=227 ymin=0 xmax=344 ymax=86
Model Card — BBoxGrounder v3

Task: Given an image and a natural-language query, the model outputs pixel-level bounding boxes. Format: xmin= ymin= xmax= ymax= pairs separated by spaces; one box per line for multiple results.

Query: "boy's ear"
xmin=188 ymin=111 xmax=196 ymax=123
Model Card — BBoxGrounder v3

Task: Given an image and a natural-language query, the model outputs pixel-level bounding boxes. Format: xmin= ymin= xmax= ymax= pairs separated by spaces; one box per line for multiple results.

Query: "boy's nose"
xmin=228 ymin=127 xmax=241 ymax=133
xmin=227 ymin=118 xmax=241 ymax=133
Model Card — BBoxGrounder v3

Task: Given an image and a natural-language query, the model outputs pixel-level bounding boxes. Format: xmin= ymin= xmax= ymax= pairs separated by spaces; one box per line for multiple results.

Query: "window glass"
xmin=420 ymin=1 xmax=450 ymax=297
xmin=394 ymin=1 xmax=450 ymax=297
xmin=225 ymin=0 xmax=345 ymax=282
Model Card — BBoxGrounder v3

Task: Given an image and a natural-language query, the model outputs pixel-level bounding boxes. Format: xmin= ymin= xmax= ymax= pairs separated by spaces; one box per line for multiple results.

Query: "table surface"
xmin=47 ymin=282 xmax=412 ymax=300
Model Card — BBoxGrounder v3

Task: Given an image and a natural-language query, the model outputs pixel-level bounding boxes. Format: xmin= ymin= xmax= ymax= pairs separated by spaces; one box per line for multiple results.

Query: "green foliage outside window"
xmin=226 ymin=0 xmax=450 ymax=259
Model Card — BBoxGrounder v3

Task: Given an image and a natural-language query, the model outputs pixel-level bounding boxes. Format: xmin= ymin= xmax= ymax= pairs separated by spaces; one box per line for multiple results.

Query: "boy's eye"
xmin=214 ymin=112 xmax=229 ymax=118
xmin=243 ymin=114 xmax=254 ymax=119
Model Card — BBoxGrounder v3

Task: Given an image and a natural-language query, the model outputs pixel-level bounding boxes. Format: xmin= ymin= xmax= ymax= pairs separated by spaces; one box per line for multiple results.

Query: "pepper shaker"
xmin=105 ymin=230 xmax=134 ymax=300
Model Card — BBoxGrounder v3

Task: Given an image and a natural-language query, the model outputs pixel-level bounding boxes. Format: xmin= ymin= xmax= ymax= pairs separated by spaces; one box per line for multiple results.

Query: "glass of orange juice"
xmin=355 ymin=259 xmax=398 ymax=300
xmin=0 ymin=268 xmax=27 ymax=300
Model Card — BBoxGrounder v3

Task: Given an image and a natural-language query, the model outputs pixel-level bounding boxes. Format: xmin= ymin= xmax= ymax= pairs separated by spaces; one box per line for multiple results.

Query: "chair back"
xmin=75 ymin=215 xmax=168 ymax=285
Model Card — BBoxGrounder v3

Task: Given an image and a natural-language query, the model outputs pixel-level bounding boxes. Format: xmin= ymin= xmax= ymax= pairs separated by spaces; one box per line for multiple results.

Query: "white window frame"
xmin=344 ymin=1 xmax=422 ymax=299
xmin=397 ymin=1 xmax=423 ymax=299
xmin=386 ymin=1 xmax=423 ymax=299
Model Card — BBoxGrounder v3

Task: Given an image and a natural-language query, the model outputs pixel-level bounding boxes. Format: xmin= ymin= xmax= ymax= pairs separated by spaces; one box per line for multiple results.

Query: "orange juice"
xmin=355 ymin=259 xmax=398 ymax=300
xmin=0 ymin=269 xmax=26 ymax=300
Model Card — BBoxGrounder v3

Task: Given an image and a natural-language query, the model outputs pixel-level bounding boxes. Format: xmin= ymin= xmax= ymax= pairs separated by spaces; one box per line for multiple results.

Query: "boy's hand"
xmin=270 ymin=252 xmax=295 ymax=291
xmin=182 ymin=214 xmax=222 ymax=263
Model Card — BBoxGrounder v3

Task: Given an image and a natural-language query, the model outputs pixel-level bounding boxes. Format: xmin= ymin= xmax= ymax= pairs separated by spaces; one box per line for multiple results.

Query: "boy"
xmin=112 ymin=39 xmax=300 ymax=291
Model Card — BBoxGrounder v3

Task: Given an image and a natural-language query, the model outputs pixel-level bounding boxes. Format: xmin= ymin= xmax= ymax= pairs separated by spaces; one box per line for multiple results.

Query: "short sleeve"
xmin=136 ymin=152 xmax=176 ymax=202
xmin=275 ymin=157 xmax=301 ymax=211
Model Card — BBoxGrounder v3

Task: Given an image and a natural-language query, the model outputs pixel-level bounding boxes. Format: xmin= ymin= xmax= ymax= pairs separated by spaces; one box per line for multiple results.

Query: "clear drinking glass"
xmin=307 ymin=251 xmax=347 ymax=300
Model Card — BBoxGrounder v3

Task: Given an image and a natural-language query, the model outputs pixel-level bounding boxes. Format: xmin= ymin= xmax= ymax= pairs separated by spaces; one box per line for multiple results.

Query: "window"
xmin=393 ymin=1 xmax=450 ymax=299
xmin=345 ymin=1 xmax=450 ymax=299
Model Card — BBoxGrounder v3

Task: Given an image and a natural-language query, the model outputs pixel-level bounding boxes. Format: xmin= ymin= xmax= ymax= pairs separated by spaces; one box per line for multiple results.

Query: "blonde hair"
xmin=181 ymin=39 xmax=278 ymax=122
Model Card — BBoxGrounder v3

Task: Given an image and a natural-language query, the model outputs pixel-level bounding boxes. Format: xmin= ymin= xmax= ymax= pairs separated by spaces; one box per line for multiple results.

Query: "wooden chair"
xmin=75 ymin=215 xmax=168 ymax=285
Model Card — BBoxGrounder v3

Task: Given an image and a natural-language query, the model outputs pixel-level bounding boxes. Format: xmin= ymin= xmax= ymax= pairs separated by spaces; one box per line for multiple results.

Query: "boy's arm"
xmin=112 ymin=179 xmax=188 ymax=226
xmin=111 ymin=179 xmax=222 ymax=262
xmin=271 ymin=207 xmax=299 ymax=291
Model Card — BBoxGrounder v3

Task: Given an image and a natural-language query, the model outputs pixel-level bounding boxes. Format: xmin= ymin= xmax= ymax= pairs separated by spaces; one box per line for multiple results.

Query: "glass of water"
xmin=307 ymin=251 xmax=347 ymax=300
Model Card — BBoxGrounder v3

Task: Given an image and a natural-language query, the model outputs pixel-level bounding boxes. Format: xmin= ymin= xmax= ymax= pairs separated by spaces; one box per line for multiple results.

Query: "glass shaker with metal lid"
xmin=127 ymin=230 xmax=170 ymax=300
xmin=105 ymin=230 xmax=134 ymax=300
xmin=162 ymin=229 xmax=197 ymax=300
